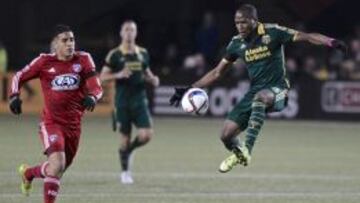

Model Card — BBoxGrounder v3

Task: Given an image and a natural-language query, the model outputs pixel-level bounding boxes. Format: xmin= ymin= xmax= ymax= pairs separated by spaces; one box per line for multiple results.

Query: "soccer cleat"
xmin=18 ymin=164 xmax=32 ymax=196
xmin=120 ymin=171 xmax=134 ymax=184
xmin=219 ymin=145 xmax=251 ymax=173
xmin=219 ymin=154 xmax=239 ymax=173
xmin=235 ymin=145 xmax=251 ymax=167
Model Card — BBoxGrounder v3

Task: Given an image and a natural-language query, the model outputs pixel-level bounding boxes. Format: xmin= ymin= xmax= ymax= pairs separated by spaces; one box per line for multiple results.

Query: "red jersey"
xmin=11 ymin=51 xmax=103 ymax=126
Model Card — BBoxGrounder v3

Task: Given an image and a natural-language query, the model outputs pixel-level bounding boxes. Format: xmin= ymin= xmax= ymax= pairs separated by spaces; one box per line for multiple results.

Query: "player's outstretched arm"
xmin=9 ymin=55 xmax=43 ymax=115
xmin=169 ymin=59 xmax=231 ymax=107
xmin=144 ymin=68 xmax=160 ymax=87
xmin=192 ymin=59 xmax=232 ymax=88
xmin=294 ymin=32 xmax=347 ymax=53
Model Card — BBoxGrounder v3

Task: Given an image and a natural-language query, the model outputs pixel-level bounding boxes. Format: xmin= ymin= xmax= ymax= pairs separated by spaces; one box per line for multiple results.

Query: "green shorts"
xmin=227 ymin=87 xmax=288 ymax=130
xmin=114 ymin=101 xmax=152 ymax=135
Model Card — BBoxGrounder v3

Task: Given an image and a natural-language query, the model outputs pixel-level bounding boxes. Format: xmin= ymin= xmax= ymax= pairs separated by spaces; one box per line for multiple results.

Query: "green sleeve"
xmin=104 ymin=49 xmax=117 ymax=70
xmin=223 ymin=38 xmax=240 ymax=62
xmin=272 ymin=24 xmax=298 ymax=44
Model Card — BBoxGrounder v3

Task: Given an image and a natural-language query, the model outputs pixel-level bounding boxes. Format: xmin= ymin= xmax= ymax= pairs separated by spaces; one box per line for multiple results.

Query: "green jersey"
xmin=224 ymin=23 xmax=298 ymax=89
xmin=105 ymin=45 xmax=150 ymax=106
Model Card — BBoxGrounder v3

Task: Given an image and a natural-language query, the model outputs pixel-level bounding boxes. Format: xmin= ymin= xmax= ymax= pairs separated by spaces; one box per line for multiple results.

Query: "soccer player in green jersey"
xmin=100 ymin=20 xmax=160 ymax=183
xmin=170 ymin=4 xmax=346 ymax=173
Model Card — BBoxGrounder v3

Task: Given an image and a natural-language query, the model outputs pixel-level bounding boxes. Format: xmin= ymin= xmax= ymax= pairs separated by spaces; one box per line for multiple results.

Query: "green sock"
xmin=128 ymin=137 xmax=146 ymax=152
xmin=245 ymin=101 xmax=266 ymax=153
xmin=119 ymin=148 xmax=130 ymax=171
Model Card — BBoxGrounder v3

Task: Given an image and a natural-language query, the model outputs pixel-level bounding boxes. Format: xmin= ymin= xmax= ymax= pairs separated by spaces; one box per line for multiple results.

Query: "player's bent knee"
xmin=221 ymin=120 xmax=240 ymax=139
xmin=138 ymin=129 xmax=153 ymax=143
xmin=254 ymin=90 xmax=274 ymax=105
xmin=47 ymin=159 xmax=65 ymax=177
xmin=46 ymin=152 xmax=66 ymax=177
xmin=220 ymin=127 xmax=237 ymax=141
xmin=120 ymin=135 xmax=131 ymax=147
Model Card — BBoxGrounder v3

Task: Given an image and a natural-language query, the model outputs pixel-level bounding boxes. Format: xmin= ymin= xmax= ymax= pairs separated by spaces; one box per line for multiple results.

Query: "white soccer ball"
xmin=181 ymin=88 xmax=209 ymax=115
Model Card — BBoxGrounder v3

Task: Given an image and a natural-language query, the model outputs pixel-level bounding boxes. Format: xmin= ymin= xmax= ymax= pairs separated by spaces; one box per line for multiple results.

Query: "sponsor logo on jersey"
xmin=245 ymin=46 xmax=271 ymax=62
xmin=51 ymin=73 xmax=80 ymax=91
xmin=72 ymin=64 xmax=82 ymax=73
xmin=125 ymin=61 xmax=142 ymax=71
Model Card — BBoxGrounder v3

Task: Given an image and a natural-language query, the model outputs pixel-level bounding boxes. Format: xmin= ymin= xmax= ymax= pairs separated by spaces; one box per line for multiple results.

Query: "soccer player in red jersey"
xmin=8 ymin=24 xmax=103 ymax=203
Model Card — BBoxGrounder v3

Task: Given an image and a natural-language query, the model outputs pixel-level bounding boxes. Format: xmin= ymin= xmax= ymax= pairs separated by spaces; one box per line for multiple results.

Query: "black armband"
xmin=83 ymin=71 xmax=97 ymax=80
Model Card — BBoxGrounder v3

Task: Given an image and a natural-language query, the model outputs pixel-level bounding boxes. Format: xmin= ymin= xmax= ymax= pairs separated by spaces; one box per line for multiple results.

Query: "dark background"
xmin=1 ymin=0 xmax=360 ymax=120
xmin=0 ymin=0 xmax=359 ymax=70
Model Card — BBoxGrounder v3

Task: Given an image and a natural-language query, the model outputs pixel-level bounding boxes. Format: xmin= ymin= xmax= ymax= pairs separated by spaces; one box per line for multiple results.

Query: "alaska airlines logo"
xmin=245 ymin=46 xmax=271 ymax=62
xmin=125 ymin=61 xmax=142 ymax=71
xmin=51 ymin=73 xmax=80 ymax=91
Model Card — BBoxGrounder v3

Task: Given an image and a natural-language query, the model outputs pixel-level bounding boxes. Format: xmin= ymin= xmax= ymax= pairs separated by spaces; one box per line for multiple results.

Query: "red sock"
xmin=44 ymin=176 xmax=60 ymax=203
xmin=24 ymin=162 xmax=48 ymax=181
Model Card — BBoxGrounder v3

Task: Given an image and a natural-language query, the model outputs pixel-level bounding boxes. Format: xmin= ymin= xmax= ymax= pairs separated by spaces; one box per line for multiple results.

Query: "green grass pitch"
xmin=0 ymin=115 xmax=360 ymax=203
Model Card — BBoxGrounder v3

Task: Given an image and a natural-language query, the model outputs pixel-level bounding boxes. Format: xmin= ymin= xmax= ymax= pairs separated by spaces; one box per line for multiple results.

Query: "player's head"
xmin=51 ymin=24 xmax=75 ymax=58
xmin=120 ymin=20 xmax=137 ymax=44
xmin=235 ymin=4 xmax=258 ymax=38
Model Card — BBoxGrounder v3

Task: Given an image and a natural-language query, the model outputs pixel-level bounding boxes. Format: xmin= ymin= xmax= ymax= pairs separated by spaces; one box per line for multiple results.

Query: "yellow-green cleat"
xmin=18 ymin=164 xmax=32 ymax=196
xmin=219 ymin=145 xmax=251 ymax=173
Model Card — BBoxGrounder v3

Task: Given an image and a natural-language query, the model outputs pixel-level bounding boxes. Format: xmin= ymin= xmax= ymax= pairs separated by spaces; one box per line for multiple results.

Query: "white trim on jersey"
xmin=11 ymin=55 xmax=42 ymax=95
xmin=11 ymin=71 xmax=22 ymax=94
xmin=11 ymin=65 xmax=31 ymax=94
xmin=40 ymin=122 xmax=50 ymax=149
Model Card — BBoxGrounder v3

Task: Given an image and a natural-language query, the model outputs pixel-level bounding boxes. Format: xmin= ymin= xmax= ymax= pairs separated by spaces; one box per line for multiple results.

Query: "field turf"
xmin=0 ymin=115 xmax=359 ymax=203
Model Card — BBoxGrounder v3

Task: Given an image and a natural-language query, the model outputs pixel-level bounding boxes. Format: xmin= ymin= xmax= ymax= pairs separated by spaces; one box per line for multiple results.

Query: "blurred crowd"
xmin=157 ymin=12 xmax=360 ymax=84
xmin=1 ymin=12 xmax=360 ymax=86
xmin=284 ymin=24 xmax=360 ymax=83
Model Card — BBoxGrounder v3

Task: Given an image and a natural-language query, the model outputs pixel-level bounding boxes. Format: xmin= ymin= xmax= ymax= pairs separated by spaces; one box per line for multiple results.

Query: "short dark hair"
xmin=236 ymin=4 xmax=258 ymax=20
xmin=52 ymin=24 xmax=72 ymax=39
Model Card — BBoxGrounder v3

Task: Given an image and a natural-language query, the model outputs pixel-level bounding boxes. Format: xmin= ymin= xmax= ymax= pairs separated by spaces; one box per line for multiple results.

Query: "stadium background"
xmin=0 ymin=0 xmax=359 ymax=203
xmin=1 ymin=0 xmax=360 ymax=119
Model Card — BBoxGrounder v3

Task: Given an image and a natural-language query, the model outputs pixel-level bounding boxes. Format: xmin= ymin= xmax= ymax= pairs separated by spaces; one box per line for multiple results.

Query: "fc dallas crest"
xmin=73 ymin=64 xmax=82 ymax=73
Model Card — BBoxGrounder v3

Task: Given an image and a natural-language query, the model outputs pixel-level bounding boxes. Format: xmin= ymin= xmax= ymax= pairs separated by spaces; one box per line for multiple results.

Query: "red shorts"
xmin=38 ymin=122 xmax=81 ymax=168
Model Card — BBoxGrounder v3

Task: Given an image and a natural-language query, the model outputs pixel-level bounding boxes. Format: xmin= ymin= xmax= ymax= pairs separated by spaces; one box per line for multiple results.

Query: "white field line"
xmin=0 ymin=171 xmax=359 ymax=181
xmin=1 ymin=192 xmax=360 ymax=198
